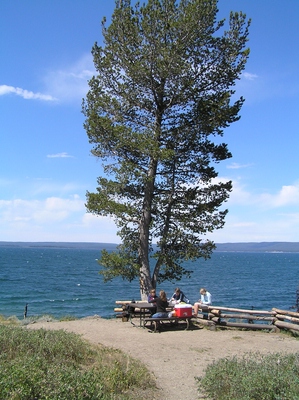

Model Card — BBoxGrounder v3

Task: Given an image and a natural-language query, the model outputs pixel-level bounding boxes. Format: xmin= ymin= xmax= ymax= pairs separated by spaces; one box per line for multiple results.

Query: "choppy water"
xmin=0 ymin=243 xmax=298 ymax=319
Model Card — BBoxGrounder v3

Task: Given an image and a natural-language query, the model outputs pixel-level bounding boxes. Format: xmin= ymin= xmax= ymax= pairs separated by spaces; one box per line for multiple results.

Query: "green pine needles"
xmin=83 ymin=0 xmax=251 ymax=297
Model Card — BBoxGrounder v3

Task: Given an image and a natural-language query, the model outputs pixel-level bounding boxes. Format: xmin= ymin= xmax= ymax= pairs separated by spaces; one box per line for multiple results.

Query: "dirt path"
xmin=27 ymin=317 xmax=299 ymax=399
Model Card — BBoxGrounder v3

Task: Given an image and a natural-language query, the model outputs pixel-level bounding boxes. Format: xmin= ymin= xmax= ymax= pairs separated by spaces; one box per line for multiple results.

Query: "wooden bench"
xmin=115 ymin=302 xmax=153 ymax=322
xmin=144 ymin=316 xmax=193 ymax=332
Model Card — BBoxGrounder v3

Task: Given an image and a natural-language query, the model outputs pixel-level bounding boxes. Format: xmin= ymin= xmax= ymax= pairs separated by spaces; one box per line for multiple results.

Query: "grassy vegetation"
xmin=0 ymin=314 xmax=70 ymax=326
xmin=0 ymin=324 xmax=156 ymax=399
xmin=4 ymin=314 xmax=299 ymax=399
xmin=197 ymin=351 xmax=299 ymax=400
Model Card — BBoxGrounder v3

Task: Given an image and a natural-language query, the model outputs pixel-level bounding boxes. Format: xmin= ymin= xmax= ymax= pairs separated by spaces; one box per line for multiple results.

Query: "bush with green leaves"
xmin=0 ymin=325 xmax=156 ymax=399
xmin=197 ymin=351 xmax=299 ymax=400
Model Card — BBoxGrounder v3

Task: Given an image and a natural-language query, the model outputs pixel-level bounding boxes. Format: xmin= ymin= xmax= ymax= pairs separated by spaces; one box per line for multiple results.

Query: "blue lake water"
xmin=0 ymin=243 xmax=298 ymax=319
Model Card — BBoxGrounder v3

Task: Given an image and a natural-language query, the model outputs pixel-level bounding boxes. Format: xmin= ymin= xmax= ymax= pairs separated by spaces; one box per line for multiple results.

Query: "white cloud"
xmin=242 ymin=72 xmax=258 ymax=81
xmin=215 ymin=177 xmax=299 ymax=211
xmin=207 ymin=178 xmax=299 ymax=242
xmin=1 ymin=178 xmax=299 ymax=243
xmin=208 ymin=217 xmax=295 ymax=243
xmin=30 ymin=182 xmax=83 ymax=197
xmin=0 ymin=196 xmax=83 ymax=224
xmin=211 ymin=177 xmax=252 ymax=206
xmin=43 ymin=54 xmax=95 ymax=103
xmin=47 ymin=152 xmax=74 ymax=158
xmin=227 ymin=162 xmax=253 ymax=170
xmin=0 ymin=53 xmax=94 ymax=104
xmin=0 ymin=84 xmax=57 ymax=101
xmin=260 ymin=183 xmax=299 ymax=208
xmin=0 ymin=54 xmax=95 ymax=105
xmin=0 ymin=196 xmax=119 ymax=243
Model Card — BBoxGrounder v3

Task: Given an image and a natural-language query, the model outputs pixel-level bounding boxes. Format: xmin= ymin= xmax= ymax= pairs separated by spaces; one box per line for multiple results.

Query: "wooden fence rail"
xmin=272 ymin=308 xmax=299 ymax=333
xmin=115 ymin=300 xmax=299 ymax=333
xmin=198 ymin=305 xmax=299 ymax=333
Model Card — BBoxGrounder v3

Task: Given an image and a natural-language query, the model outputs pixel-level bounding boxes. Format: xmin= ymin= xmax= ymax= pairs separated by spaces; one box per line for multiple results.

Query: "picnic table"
xmin=127 ymin=302 xmax=156 ymax=327
xmin=144 ymin=315 xmax=193 ymax=332
xmin=127 ymin=302 xmax=193 ymax=332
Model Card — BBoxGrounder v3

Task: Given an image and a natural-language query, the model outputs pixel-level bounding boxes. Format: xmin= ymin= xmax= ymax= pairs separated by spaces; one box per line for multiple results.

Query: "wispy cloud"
xmin=260 ymin=183 xmax=299 ymax=208
xmin=47 ymin=152 xmax=74 ymax=158
xmin=0 ymin=85 xmax=57 ymax=101
xmin=242 ymin=72 xmax=258 ymax=81
xmin=0 ymin=196 xmax=119 ymax=242
xmin=43 ymin=54 xmax=95 ymax=103
xmin=227 ymin=162 xmax=253 ymax=170
xmin=208 ymin=179 xmax=299 ymax=242
xmin=226 ymin=178 xmax=299 ymax=211
xmin=0 ymin=196 xmax=83 ymax=223
xmin=209 ymin=213 xmax=299 ymax=243
xmin=0 ymin=54 xmax=95 ymax=105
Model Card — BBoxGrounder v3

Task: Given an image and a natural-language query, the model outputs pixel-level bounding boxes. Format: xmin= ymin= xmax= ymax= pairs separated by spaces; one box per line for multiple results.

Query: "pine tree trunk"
xmin=139 ymin=156 xmax=157 ymax=300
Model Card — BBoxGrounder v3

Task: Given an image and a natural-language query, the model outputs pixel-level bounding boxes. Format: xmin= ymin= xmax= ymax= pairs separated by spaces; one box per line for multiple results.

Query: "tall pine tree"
xmin=82 ymin=0 xmax=250 ymax=299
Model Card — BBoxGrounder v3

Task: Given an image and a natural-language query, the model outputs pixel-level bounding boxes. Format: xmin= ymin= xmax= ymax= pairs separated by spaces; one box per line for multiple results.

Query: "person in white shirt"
xmin=193 ymin=288 xmax=212 ymax=316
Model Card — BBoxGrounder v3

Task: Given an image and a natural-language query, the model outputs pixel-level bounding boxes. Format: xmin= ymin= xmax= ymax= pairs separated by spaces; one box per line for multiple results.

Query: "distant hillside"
xmin=215 ymin=242 xmax=299 ymax=253
xmin=0 ymin=242 xmax=117 ymax=250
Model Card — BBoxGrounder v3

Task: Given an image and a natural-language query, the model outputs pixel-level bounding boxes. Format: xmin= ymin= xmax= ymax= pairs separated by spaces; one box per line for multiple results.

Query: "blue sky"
xmin=1 ymin=0 xmax=298 ymax=244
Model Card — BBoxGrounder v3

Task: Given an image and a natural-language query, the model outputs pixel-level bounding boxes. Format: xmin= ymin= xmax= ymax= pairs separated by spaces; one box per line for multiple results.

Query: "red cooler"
xmin=174 ymin=304 xmax=192 ymax=317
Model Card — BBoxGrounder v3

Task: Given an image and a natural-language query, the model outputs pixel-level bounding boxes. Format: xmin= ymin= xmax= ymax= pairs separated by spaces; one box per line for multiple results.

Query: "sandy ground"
xmin=26 ymin=316 xmax=299 ymax=399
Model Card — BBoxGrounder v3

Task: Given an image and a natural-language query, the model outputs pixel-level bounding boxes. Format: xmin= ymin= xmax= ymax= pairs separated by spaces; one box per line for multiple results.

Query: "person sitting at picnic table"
xmin=193 ymin=288 xmax=212 ymax=316
xmin=148 ymin=289 xmax=158 ymax=303
xmin=151 ymin=290 xmax=169 ymax=318
xmin=170 ymin=287 xmax=190 ymax=304
xmin=148 ymin=288 xmax=158 ymax=315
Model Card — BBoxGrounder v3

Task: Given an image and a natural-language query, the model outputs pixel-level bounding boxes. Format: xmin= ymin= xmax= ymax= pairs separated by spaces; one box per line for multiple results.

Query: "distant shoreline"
xmin=0 ymin=241 xmax=115 ymax=250
xmin=215 ymin=242 xmax=299 ymax=253
xmin=1 ymin=241 xmax=299 ymax=252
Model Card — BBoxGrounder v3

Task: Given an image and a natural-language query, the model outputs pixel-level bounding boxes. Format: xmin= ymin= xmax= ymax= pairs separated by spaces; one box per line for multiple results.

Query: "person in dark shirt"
xmin=170 ymin=287 xmax=190 ymax=304
xmin=148 ymin=288 xmax=158 ymax=315
xmin=148 ymin=289 xmax=158 ymax=304
xmin=151 ymin=290 xmax=169 ymax=318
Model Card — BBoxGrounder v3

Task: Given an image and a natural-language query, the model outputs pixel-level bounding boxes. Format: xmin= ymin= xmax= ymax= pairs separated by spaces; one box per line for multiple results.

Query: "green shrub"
xmin=0 ymin=325 xmax=156 ymax=399
xmin=197 ymin=351 xmax=299 ymax=400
